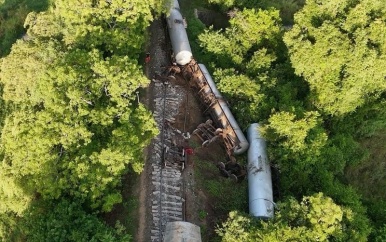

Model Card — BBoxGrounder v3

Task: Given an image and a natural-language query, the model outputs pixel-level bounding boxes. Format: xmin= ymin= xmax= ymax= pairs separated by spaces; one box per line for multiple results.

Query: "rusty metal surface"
xmin=181 ymin=61 xmax=249 ymax=157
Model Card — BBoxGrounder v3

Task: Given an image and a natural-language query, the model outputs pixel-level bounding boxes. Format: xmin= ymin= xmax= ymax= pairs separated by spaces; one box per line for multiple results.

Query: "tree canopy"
xmin=195 ymin=0 xmax=382 ymax=240
xmin=284 ymin=0 xmax=386 ymax=116
xmin=0 ymin=0 xmax=164 ymax=239
xmin=198 ymin=8 xmax=282 ymax=127
xmin=217 ymin=193 xmax=349 ymax=241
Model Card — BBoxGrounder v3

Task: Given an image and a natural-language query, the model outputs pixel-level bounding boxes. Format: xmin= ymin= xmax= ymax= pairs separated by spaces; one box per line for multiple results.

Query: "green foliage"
xmin=216 ymin=211 xmax=254 ymax=241
xmin=190 ymin=0 xmax=382 ymax=240
xmin=373 ymin=225 xmax=386 ymax=242
xmin=199 ymin=8 xmax=281 ymax=69
xmin=198 ymin=8 xmax=283 ymax=128
xmin=284 ymin=0 xmax=386 ymax=116
xmin=331 ymin=99 xmax=386 ymax=138
xmin=319 ymin=181 xmax=371 ymax=241
xmin=346 ymin=132 xmax=386 ymax=240
xmin=207 ymin=0 xmax=305 ymax=25
xmin=0 ymin=0 xmax=164 ymax=240
xmin=0 ymin=167 xmax=33 ymax=215
xmin=0 ymin=212 xmax=20 ymax=241
xmin=214 ymin=69 xmax=265 ymax=127
xmin=217 ymin=193 xmax=348 ymax=241
xmin=0 ymin=0 xmax=160 ymax=212
xmin=263 ymin=111 xmax=327 ymax=159
xmin=23 ymin=199 xmax=131 ymax=242
xmin=0 ymin=85 xmax=8 ymax=136
xmin=197 ymin=159 xmax=248 ymax=213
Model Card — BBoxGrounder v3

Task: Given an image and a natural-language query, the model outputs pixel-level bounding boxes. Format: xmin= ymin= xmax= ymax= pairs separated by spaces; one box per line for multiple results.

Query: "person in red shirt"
xmin=145 ymin=52 xmax=151 ymax=63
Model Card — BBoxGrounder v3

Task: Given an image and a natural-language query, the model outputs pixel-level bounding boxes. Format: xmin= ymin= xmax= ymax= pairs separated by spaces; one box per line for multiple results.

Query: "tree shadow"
xmin=0 ymin=0 xmax=51 ymax=57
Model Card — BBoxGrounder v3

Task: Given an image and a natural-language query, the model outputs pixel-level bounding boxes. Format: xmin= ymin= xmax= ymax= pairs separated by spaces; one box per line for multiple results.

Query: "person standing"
xmin=145 ymin=52 xmax=151 ymax=63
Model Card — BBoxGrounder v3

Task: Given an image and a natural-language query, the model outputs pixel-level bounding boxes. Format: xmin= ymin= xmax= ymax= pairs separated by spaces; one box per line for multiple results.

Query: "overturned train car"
xmin=195 ymin=64 xmax=249 ymax=155
xmin=166 ymin=0 xmax=273 ymax=219
xmin=166 ymin=0 xmax=248 ymax=157
xmin=247 ymin=123 xmax=274 ymax=219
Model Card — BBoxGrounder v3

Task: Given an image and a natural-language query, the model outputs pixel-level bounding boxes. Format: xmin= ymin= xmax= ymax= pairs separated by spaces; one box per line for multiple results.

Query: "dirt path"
xmin=136 ymin=17 xmax=171 ymax=242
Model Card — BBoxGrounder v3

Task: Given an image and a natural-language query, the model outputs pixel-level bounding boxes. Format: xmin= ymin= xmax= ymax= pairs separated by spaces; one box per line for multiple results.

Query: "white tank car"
xmin=163 ymin=222 xmax=202 ymax=242
xmin=247 ymin=123 xmax=274 ymax=219
xmin=166 ymin=1 xmax=193 ymax=65
xmin=170 ymin=0 xmax=180 ymax=9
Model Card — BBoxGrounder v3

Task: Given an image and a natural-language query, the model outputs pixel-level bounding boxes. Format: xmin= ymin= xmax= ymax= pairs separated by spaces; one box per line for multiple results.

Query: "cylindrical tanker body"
xmin=166 ymin=1 xmax=192 ymax=66
xmin=170 ymin=0 xmax=180 ymax=10
xmin=247 ymin=123 xmax=274 ymax=219
xmin=163 ymin=221 xmax=202 ymax=242
xmin=198 ymin=64 xmax=249 ymax=155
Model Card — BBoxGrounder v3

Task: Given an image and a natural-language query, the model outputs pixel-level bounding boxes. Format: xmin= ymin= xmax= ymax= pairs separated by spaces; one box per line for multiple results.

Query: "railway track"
xmin=149 ymin=78 xmax=188 ymax=242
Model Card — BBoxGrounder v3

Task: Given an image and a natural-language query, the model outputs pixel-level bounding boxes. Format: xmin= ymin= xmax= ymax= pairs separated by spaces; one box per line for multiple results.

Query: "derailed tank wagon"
xmin=166 ymin=1 xmax=249 ymax=161
xmin=164 ymin=0 xmax=274 ymax=229
xmin=247 ymin=123 xmax=275 ymax=219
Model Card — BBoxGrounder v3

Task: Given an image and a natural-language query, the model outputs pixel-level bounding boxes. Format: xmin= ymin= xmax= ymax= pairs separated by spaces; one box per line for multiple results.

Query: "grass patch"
xmin=200 ymin=224 xmax=208 ymax=239
xmin=346 ymin=130 xmax=386 ymax=200
xmin=345 ymin=130 xmax=386 ymax=237
xmin=102 ymin=170 xmax=142 ymax=239
xmin=189 ymin=138 xmax=202 ymax=149
xmin=192 ymin=153 xmax=247 ymax=241
xmin=124 ymin=197 xmax=140 ymax=235
xmin=194 ymin=156 xmax=248 ymax=214
xmin=199 ymin=209 xmax=207 ymax=220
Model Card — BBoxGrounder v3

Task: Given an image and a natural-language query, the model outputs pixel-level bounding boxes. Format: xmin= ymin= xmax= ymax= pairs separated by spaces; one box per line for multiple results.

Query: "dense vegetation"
xmin=0 ymin=0 xmax=165 ymax=240
xmin=1 ymin=0 xmax=386 ymax=241
xmin=191 ymin=0 xmax=386 ymax=240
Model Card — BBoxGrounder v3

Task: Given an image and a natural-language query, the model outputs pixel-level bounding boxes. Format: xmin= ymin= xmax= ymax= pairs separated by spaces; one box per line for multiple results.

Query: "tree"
xmin=263 ymin=111 xmax=327 ymax=161
xmin=22 ymin=199 xmax=131 ymax=242
xmin=206 ymin=0 xmax=305 ymax=25
xmin=284 ymin=0 xmax=386 ymax=116
xmin=217 ymin=193 xmax=348 ymax=242
xmin=187 ymin=0 xmax=380 ymax=240
xmin=0 ymin=0 xmax=162 ymax=221
xmin=199 ymin=8 xmax=281 ymax=69
xmin=198 ymin=8 xmax=283 ymax=127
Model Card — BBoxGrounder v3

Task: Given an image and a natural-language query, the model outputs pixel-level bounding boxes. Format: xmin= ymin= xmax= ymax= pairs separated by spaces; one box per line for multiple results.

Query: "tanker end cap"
xmin=247 ymin=123 xmax=264 ymax=141
xmin=233 ymin=140 xmax=249 ymax=155
xmin=175 ymin=51 xmax=193 ymax=65
xmin=249 ymin=199 xmax=275 ymax=219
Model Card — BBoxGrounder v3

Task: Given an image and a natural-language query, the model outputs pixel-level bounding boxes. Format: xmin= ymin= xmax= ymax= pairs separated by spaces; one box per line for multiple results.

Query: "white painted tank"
xmin=167 ymin=2 xmax=193 ymax=65
xmin=199 ymin=64 xmax=249 ymax=155
xmin=163 ymin=221 xmax=202 ymax=242
xmin=171 ymin=0 xmax=180 ymax=10
xmin=247 ymin=123 xmax=274 ymax=219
